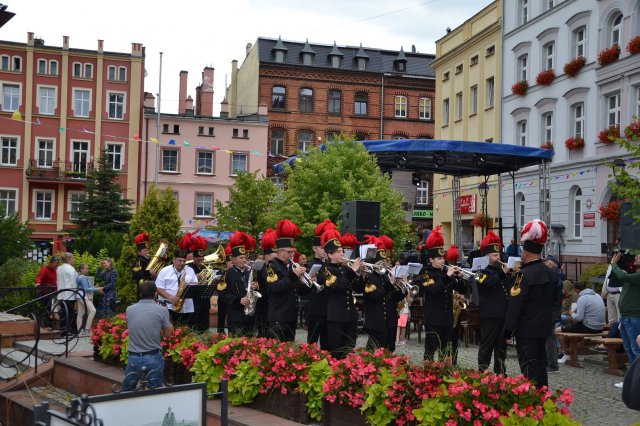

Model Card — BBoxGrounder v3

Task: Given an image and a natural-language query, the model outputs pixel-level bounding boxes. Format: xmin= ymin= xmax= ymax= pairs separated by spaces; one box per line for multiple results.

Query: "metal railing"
xmin=562 ymin=258 xmax=602 ymax=282
xmin=25 ymin=159 xmax=94 ymax=180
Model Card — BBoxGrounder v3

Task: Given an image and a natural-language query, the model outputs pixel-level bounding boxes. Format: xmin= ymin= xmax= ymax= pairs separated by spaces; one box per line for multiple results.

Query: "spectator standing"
xmin=56 ymin=252 xmax=78 ymax=333
xmin=75 ymin=263 xmax=103 ymax=335
xmin=35 ymin=256 xmax=59 ymax=326
xmin=505 ymin=239 xmax=521 ymax=257
xmin=95 ymin=258 xmax=118 ymax=318
xmin=543 ymin=256 xmax=564 ymax=373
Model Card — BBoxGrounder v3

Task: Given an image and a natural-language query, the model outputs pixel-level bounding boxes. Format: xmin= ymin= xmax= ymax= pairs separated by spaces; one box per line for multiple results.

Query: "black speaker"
xmin=619 ymin=202 xmax=640 ymax=250
xmin=342 ymin=201 xmax=380 ymax=240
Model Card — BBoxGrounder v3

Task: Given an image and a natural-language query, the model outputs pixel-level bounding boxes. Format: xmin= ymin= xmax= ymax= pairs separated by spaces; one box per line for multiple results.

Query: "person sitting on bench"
xmin=554 ymin=280 xmax=605 ymax=364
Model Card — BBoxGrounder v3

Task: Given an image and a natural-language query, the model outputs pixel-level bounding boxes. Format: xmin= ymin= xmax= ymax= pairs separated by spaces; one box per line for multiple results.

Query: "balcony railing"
xmin=25 ymin=159 xmax=94 ymax=181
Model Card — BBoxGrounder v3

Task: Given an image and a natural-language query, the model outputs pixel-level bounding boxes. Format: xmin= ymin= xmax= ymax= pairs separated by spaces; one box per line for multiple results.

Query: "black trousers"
xmin=516 ymin=336 xmax=548 ymax=388
xmin=217 ymin=299 xmax=227 ymax=332
xmin=269 ymin=321 xmax=296 ymax=342
xmin=192 ymin=298 xmax=211 ymax=332
xmin=58 ymin=300 xmax=77 ymax=334
xmin=254 ymin=309 xmax=269 ymax=338
xmin=169 ymin=310 xmax=194 ymax=328
xmin=365 ymin=324 xmax=397 ymax=352
xmin=478 ymin=318 xmax=507 ymax=374
xmin=307 ymin=315 xmax=329 ymax=350
xmin=327 ymin=320 xmax=358 ymax=359
xmin=228 ymin=320 xmax=255 ymax=337
xmin=424 ymin=324 xmax=453 ymax=361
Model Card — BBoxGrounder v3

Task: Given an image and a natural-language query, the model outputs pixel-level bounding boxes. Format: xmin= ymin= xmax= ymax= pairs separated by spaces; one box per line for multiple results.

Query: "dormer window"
xmin=332 ymin=56 xmax=341 ymax=68
xmin=394 ymin=47 xmax=407 ymax=72
xmin=355 ymin=44 xmax=369 ymax=71
xmin=275 ymin=51 xmax=284 ymax=63
xmin=300 ymin=39 xmax=316 ymax=66
xmin=303 ymin=53 xmax=312 ymax=65
xmin=329 ymin=42 xmax=344 ymax=68
xmin=272 ymin=36 xmax=288 ymax=64
xmin=357 ymin=58 xmax=366 ymax=70
xmin=397 ymin=62 xmax=405 ymax=72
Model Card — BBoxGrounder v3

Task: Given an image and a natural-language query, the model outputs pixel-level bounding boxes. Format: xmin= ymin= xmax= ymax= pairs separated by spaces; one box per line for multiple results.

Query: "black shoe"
xmin=547 ymin=367 xmax=560 ymax=373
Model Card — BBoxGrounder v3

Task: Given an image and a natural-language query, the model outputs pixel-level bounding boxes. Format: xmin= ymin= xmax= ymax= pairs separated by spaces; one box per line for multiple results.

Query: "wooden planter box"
xmin=92 ymin=346 xmax=124 ymax=369
xmin=322 ymin=400 xmax=367 ymax=426
xmin=164 ymin=358 xmax=193 ymax=385
xmin=250 ymin=390 xmax=309 ymax=424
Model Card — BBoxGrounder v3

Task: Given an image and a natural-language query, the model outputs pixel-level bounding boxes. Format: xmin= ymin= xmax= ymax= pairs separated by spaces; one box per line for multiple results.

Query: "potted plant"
xmin=599 ymin=200 xmax=621 ymax=222
xmin=598 ymin=125 xmax=620 ymax=144
xmin=511 ymin=80 xmax=529 ymax=96
xmin=627 ymin=35 xmax=640 ymax=55
xmin=598 ymin=44 xmax=621 ymax=66
xmin=536 ymin=69 xmax=556 ymax=86
xmin=564 ymin=137 xmax=585 ymax=150
xmin=471 ymin=213 xmax=491 ymax=228
xmin=564 ymin=56 xmax=586 ymax=78
xmin=540 ymin=141 xmax=554 ymax=150
xmin=624 ymin=120 xmax=640 ymax=141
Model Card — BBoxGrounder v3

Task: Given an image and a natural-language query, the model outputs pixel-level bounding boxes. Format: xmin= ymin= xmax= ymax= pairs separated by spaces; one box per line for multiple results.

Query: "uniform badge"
xmin=216 ymin=282 xmax=227 ymax=291
xmin=477 ymin=272 xmax=487 ymax=284
xmin=422 ymin=275 xmax=435 ymax=286
xmin=365 ymin=283 xmax=376 ymax=293
xmin=266 ymin=266 xmax=278 ymax=283
xmin=324 ymin=269 xmax=337 ymax=287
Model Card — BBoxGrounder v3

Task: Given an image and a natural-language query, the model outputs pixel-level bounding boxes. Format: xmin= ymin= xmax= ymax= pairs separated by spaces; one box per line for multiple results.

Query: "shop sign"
xmin=412 ymin=209 xmax=433 ymax=219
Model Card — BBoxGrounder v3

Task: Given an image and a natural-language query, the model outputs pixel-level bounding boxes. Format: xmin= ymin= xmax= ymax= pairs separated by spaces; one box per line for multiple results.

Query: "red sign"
xmin=459 ymin=194 xmax=476 ymax=214
xmin=583 ymin=212 xmax=596 ymax=219
xmin=583 ymin=220 xmax=596 ymax=228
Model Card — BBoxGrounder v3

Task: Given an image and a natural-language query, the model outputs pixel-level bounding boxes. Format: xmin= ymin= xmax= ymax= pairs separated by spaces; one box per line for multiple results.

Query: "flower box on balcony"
xmin=598 ymin=126 xmax=620 ymax=144
xmin=564 ymin=56 xmax=586 ymax=78
xmin=511 ymin=80 xmax=529 ymax=96
xmin=536 ymin=69 xmax=556 ymax=86
xmin=599 ymin=201 xmax=621 ymax=222
xmin=565 ymin=137 xmax=585 ymax=150
xmin=540 ymin=141 xmax=554 ymax=150
xmin=627 ymin=35 xmax=640 ymax=55
xmin=598 ymin=44 xmax=621 ymax=66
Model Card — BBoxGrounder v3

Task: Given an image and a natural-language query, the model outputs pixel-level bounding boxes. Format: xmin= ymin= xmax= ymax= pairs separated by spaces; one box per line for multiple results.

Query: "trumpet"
xmin=444 ymin=265 xmax=480 ymax=280
xmin=291 ymin=260 xmax=324 ymax=292
xmin=497 ymin=260 xmax=522 ymax=275
xmin=341 ymin=257 xmax=387 ymax=275
xmin=393 ymin=275 xmax=420 ymax=297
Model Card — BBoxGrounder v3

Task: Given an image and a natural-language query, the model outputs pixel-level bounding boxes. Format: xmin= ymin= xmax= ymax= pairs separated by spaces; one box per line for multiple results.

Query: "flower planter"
xmin=565 ymin=137 xmax=585 ymax=150
xmin=164 ymin=358 xmax=193 ymax=385
xmin=92 ymin=345 xmax=124 ymax=368
xmin=251 ymin=390 xmax=309 ymax=424
xmin=564 ymin=56 xmax=586 ymax=78
xmin=536 ymin=69 xmax=555 ymax=86
xmin=323 ymin=400 xmax=367 ymax=426
xmin=598 ymin=44 xmax=621 ymax=66
xmin=511 ymin=80 xmax=528 ymax=96
xmin=598 ymin=126 xmax=620 ymax=144
xmin=627 ymin=36 xmax=640 ymax=55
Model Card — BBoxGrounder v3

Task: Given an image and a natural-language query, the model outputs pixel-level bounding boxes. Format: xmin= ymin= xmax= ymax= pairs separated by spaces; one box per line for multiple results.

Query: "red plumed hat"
xmin=175 ymin=232 xmax=193 ymax=258
xmin=229 ymin=231 xmax=254 ymax=257
xmin=425 ymin=225 xmax=445 ymax=258
xmin=445 ymin=245 xmax=459 ymax=263
xmin=224 ymin=244 xmax=232 ymax=257
xmin=341 ymin=232 xmax=361 ymax=249
xmin=520 ymin=219 xmax=548 ymax=254
xmin=322 ymin=228 xmax=342 ymax=253
xmin=380 ymin=235 xmax=393 ymax=257
xmin=275 ymin=219 xmax=301 ymax=249
xmin=480 ymin=231 xmax=502 ymax=255
xmin=314 ymin=219 xmax=337 ymax=246
xmin=134 ymin=232 xmax=150 ymax=250
xmin=261 ymin=228 xmax=277 ymax=255
xmin=190 ymin=235 xmax=208 ymax=257
xmin=293 ymin=248 xmax=301 ymax=263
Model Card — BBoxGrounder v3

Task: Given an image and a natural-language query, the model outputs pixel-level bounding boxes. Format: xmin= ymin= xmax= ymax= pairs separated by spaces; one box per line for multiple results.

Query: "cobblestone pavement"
xmin=292 ymin=330 xmax=640 ymax=426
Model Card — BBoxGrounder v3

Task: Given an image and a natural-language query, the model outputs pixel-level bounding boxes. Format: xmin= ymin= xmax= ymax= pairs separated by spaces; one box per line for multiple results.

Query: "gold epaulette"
xmin=132 ymin=259 xmax=142 ymax=272
xmin=266 ymin=265 xmax=278 ymax=283
xmin=324 ymin=268 xmax=337 ymax=287
xmin=216 ymin=272 xmax=227 ymax=291
xmin=422 ymin=273 xmax=435 ymax=287
xmin=477 ymin=272 xmax=487 ymax=284
xmin=364 ymin=283 xmax=377 ymax=293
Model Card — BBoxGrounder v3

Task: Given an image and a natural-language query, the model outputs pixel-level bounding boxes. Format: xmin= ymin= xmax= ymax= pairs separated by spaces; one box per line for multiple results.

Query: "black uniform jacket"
xmin=304 ymin=258 xmax=329 ymax=317
xmin=265 ymin=258 xmax=300 ymax=323
xmin=317 ymin=262 xmax=364 ymax=323
xmin=132 ymin=255 xmax=153 ymax=282
xmin=363 ymin=272 xmax=405 ymax=331
xmin=419 ymin=265 xmax=467 ymax=327
xmin=503 ymin=259 xmax=557 ymax=339
xmin=218 ymin=266 xmax=251 ymax=324
xmin=477 ymin=263 xmax=512 ymax=319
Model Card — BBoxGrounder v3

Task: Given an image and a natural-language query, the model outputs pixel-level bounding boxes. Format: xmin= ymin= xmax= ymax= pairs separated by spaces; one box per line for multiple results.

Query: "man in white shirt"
xmin=56 ymin=252 xmax=78 ymax=333
xmin=155 ymin=247 xmax=197 ymax=327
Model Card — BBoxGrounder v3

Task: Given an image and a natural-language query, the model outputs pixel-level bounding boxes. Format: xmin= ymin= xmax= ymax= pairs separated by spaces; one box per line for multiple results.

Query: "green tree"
xmin=214 ymin=170 xmax=278 ymax=236
xmin=72 ymin=149 xmax=133 ymax=234
xmin=117 ymin=185 xmax=182 ymax=304
xmin=0 ymin=206 xmax=33 ymax=266
xmin=607 ymin=119 xmax=640 ymax=223
xmin=270 ymin=138 xmax=411 ymax=253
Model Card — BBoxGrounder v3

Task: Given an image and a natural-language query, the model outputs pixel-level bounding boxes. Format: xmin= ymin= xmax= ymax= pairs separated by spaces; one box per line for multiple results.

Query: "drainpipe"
xmin=380 ymin=74 xmax=385 ymax=138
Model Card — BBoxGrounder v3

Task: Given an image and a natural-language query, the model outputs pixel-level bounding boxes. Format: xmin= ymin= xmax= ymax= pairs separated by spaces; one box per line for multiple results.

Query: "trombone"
xmin=444 ymin=265 xmax=480 ymax=280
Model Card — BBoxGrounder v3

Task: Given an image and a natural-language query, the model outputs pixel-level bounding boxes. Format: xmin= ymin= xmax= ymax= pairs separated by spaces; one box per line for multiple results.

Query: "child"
xmin=396 ymin=292 xmax=413 ymax=346
xmin=76 ymin=263 xmax=103 ymax=336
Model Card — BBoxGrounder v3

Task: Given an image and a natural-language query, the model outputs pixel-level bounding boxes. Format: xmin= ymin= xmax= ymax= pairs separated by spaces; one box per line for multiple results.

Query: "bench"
xmin=555 ymin=331 xmax=605 ymax=368
xmin=586 ymin=336 xmax=628 ymax=376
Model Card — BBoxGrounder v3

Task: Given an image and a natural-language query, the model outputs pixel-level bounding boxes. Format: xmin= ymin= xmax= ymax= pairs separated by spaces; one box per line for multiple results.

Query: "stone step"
xmin=14 ymin=336 xmax=94 ymax=357
xmin=0 ymin=348 xmax=39 ymax=372
xmin=0 ymin=328 xmax=62 ymax=350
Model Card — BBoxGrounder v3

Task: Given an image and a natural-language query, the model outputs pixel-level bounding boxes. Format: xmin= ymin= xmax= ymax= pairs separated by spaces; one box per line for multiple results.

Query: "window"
xmin=106 ymin=143 xmax=123 ymax=170
xmin=198 ymin=126 xmax=204 ymax=135
xmin=71 ymin=141 xmax=89 ymax=173
xmin=12 ymin=56 xmax=21 ymax=71
xmin=73 ymin=62 xmax=82 ymax=77
xmin=486 ymin=77 xmax=495 ymax=108
xmin=419 ymin=97 xmax=431 ymax=120
xmin=442 ymin=71 xmax=450 ymax=81
xmin=486 ymin=45 xmax=495 ymax=57
xmin=2 ymin=83 xmax=20 ymax=111
xmin=394 ymin=95 xmax=407 ymax=118
xmin=195 ymin=194 xmax=213 ymax=217
xmin=607 ymin=93 xmax=620 ymax=127
xmin=326 ymin=131 xmax=340 ymax=141
xmin=49 ymin=60 xmax=58 ymax=75
xmin=84 ymin=64 xmax=93 ymax=79
xmin=232 ymin=128 xmax=239 ymax=138
xmin=546 ymin=0 xmax=556 ymax=11
xmin=443 ymin=98 xmax=450 ymax=125
xmin=357 ymin=57 xmax=366 ymax=71
xmin=107 ymin=66 xmax=116 ymax=81
xmin=517 ymin=54 xmax=528 ymax=81
xmin=118 ymin=66 xmax=127 ymax=81
xmin=0 ymin=189 xmax=17 ymax=216
xmin=173 ymin=124 xmax=180 ymax=134
xmin=38 ymin=86 xmax=56 ymax=115
xmin=516 ymin=193 xmax=526 ymax=231
xmin=610 ymin=13 xmax=623 ymax=47
xmin=303 ymin=53 xmax=313 ymax=66
xmin=354 ymin=92 xmax=368 ymax=115
xmin=331 ymin=56 xmax=341 ymax=68
xmin=231 ymin=153 xmax=247 ymax=174
xmin=35 ymin=190 xmax=54 ymax=220
xmin=36 ymin=139 xmax=54 ymax=168
xmin=542 ymin=112 xmax=553 ymax=145
xmin=0 ymin=55 xmax=8 ymax=70
xmin=73 ymin=89 xmax=90 ymax=117
xmin=272 ymin=86 xmax=286 ymax=109
xmin=162 ymin=149 xmax=179 ymax=172
xmin=275 ymin=50 xmax=284 ymax=63
xmin=571 ymin=187 xmax=583 ymax=238
xmin=393 ymin=133 xmax=407 ymax=140
xmin=572 ymin=103 xmax=584 ymax=138
xmin=38 ymin=59 xmax=47 ymax=74
xmin=517 ymin=120 xmax=527 ymax=146
xmin=299 ymin=88 xmax=313 ymax=113
xmin=196 ymin=151 xmax=214 ymax=174
xmin=69 ymin=192 xmax=85 ymax=220
xmin=270 ymin=129 xmax=285 ymax=155
xmin=270 ymin=176 xmax=285 ymax=191
xmin=107 ymin=92 xmax=125 ymax=119
xmin=519 ymin=0 xmax=529 ymax=25
xmin=72 ymin=63 xmax=91 ymax=78
xmin=455 ymin=64 xmax=463 ymax=74
xmin=415 ymin=181 xmax=429 ymax=205
xmin=470 ymin=55 xmax=479 ymax=66
xmin=455 ymin=92 xmax=463 ymax=121
xmin=163 ymin=124 xmax=169 ymax=133
xmin=328 ymin=89 xmax=341 ymax=114
xmin=208 ymin=127 xmax=215 ymax=136
xmin=544 ymin=42 xmax=554 ymax=70
xmin=636 ymin=87 xmax=640 ymax=117
xmin=297 ymin=130 xmax=313 ymax=153
xmin=573 ymin=27 xmax=586 ymax=58
xmin=0 ymin=137 xmax=18 ymax=166
xmin=470 ymin=86 xmax=478 ymax=115
xmin=243 ymin=129 xmax=249 ymax=138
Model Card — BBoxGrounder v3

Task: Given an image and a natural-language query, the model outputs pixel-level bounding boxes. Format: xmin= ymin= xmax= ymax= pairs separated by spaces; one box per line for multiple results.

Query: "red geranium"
xmin=511 ymin=80 xmax=529 ymax=96
xmin=540 ymin=141 xmax=554 ymax=150
xmin=472 ymin=213 xmax=491 ymax=228
xmin=599 ymin=201 xmax=621 ymax=222
xmin=598 ymin=126 xmax=620 ymax=144
xmin=627 ymin=36 xmax=640 ymax=55
xmin=564 ymin=56 xmax=586 ymax=78
xmin=536 ymin=69 xmax=556 ymax=86
xmin=598 ymin=44 xmax=621 ymax=66
xmin=565 ymin=137 xmax=585 ymax=150
xmin=624 ymin=120 xmax=640 ymax=141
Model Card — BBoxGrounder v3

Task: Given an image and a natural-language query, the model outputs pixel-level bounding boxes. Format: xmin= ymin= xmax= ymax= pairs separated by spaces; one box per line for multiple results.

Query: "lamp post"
xmin=478 ymin=181 xmax=488 ymax=237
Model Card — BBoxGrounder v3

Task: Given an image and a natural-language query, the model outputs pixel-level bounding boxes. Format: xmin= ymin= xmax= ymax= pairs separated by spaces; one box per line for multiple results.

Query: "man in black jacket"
xmin=504 ymin=219 xmax=557 ymax=388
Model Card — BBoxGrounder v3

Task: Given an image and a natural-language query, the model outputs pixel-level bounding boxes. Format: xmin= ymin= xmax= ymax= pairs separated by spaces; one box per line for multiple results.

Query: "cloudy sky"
xmin=3 ymin=0 xmax=493 ymax=114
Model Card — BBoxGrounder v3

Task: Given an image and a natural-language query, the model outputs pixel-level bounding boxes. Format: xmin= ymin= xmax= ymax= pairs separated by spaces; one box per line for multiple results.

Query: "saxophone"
xmin=243 ymin=266 xmax=261 ymax=316
xmin=452 ymin=292 xmax=467 ymax=327
xmin=173 ymin=271 xmax=188 ymax=312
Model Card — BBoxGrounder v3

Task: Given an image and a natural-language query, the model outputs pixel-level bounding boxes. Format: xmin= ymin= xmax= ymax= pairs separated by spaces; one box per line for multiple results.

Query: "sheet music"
xmin=308 ymin=263 xmax=322 ymax=277
xmin=343 ymin=249 xmax=354 ymax=259
xmin=394 ymin=265 xmax=409 ymax=278
xmin=407 ymin=262 xmax=423 ymax=275
xmin=359 ymin=244 xmax=376 ymax=259
xmin=471 ymin=256 xmax=489 ymax=271
xmin=507 ymin=257 xmax=521 ymax=268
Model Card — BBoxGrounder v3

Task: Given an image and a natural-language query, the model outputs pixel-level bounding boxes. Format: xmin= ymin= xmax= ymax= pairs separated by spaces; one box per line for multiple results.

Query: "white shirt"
xmin=56 ymin=263 xmax=78 ymax=301
xmin=156 ymin=264 xmax=198 ymax=313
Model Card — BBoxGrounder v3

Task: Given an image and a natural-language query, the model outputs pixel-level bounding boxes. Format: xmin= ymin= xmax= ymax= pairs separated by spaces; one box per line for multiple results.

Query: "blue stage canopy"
xmin=273 ymin=139 xmax=553 ymax=177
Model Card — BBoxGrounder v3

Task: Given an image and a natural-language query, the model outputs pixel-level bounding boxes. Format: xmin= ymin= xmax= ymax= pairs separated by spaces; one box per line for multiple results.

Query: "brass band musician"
xmin=132 ymin=232 xmax=155 ymax=283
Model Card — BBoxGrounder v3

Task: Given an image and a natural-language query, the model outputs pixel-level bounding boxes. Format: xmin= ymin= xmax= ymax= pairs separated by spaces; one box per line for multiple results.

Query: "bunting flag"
xmin=168 ymin=139 xmax=176 ymax=145
xmin=11 ymin=111 xmax=22 ymax=121
xmin=133 ymin=134 xmax=142 ymax=141
xmin=183 ymin=140 xmax=191 ymax=147
xmin=150 ymin=137 xmax=159 ymax=143
xmin=212 ymin=146 xmax=220 ymax=150
xmin=58 ymin=127 xmax=65 ymax=132
xmin=81 ymin=127 xmax=91 ymax=133
xmin=35 ymin=118 xmax=41 ymax=125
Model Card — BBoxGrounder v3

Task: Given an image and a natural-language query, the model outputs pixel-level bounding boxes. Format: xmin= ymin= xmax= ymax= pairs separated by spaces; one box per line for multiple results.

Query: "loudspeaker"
xmin=342 ymin=201 xmax=380 ymax=240
xmin=619 ymin=202 xmax=640 ymax=250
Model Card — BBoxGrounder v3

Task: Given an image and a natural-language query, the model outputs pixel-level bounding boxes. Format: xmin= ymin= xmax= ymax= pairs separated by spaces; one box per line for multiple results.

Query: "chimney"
xmin=63 ymin=36 xmax=69 ymax=50
xmin=185 ymin=95 xmax=194 ymax=116
xmin=178 ymin=71 xmax=188 ymax=115
xmin=246 ymin=42 xmax=253 ymax=57
xmin=98 ymin=40 xmax=104 ymax=54
xmin=27 ymin=32 xmax=34 ymax=47
xmin=144 ymin=92 xmax=156 ymax=110
xmin=197 ymin=67 xmax=214 ymax=117
xmin=220 ymin=98 xmax=229 ymax=118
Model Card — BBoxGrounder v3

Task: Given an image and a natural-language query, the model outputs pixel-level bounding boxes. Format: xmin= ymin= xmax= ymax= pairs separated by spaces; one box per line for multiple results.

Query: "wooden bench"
xmin=586 ymin=336 xmax=628 ymax=376
xmin=555 ymin=331 xmax=605 ymax=368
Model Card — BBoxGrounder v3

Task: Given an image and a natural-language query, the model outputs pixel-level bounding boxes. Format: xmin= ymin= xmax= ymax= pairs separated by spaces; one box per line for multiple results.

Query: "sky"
xmin=3 ymin=0 xmax=494 ymax=115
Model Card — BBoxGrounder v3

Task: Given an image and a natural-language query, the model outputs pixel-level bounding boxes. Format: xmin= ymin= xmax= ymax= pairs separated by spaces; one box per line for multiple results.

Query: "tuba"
xmin=453 ymin=292 xmax=467 ymax=327
xmin=145 ymin=242 xmax=168 ymax=280
xmin=190 ymin=245 xmax=226 ymax=285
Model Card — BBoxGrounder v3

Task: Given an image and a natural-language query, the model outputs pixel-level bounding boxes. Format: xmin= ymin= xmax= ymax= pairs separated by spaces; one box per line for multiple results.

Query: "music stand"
xmin=182 ymin=284 xmax=217 ymax=301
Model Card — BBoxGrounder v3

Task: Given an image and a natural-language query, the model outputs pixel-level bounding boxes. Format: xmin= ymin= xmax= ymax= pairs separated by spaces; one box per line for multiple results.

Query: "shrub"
xmin=563 ymin=56 xmax=586 ymax=78
xmin=0 ymin=258 xmax=42 ymax=311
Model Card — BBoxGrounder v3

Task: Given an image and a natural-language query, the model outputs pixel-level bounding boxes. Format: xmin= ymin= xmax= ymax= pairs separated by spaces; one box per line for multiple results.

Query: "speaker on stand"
xmin=341 ymin=201 xmax=381 ymax=241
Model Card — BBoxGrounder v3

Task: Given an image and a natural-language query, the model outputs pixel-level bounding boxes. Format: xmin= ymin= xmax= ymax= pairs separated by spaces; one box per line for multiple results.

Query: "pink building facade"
xmin=141 ymin=69 xmax=268 ymax=231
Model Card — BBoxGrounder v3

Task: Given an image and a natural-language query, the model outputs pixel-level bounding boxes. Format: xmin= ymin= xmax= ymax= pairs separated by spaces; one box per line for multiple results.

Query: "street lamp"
xmin=478 ymin=182 xmax=488 ymax=237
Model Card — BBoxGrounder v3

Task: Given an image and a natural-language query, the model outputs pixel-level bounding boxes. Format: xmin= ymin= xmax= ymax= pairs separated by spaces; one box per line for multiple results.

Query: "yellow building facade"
xmin=431 ymin=0 xmax=502 ymax=252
